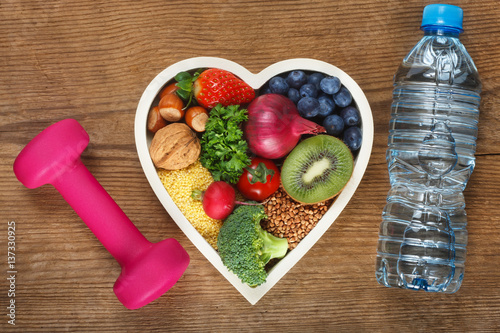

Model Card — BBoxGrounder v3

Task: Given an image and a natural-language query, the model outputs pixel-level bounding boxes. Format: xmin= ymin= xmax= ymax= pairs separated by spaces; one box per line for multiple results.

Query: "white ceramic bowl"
xmin=135 ymin=57 xmax=373 ymax=305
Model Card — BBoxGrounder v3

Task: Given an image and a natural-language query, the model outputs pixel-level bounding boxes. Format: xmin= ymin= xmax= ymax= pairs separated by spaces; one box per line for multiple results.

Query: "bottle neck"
xmin=422 ymin=27 xmax=461 ymax=38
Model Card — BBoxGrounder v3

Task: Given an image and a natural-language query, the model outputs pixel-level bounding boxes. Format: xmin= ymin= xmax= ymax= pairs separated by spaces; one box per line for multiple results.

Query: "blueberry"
xmin=299 ymin=83 xmax=318 ymax=98
xmin=308 ymin=72 xmax=325 ymax=90
xmin=260 ymin=85 xmax=272 ymax=95
xmin=317 ymin=95 xmax=335 ymax=117
xmin=320 ymin=76 xmax=341 ymax=95
xmin=333 ymin=86 xmax=353 ymax=108
xmin=286 ymin=71 xmax=308 ymax=89
xmin=343 ymin=126 xmax=362 ymax=151
xmin=340 ymin=106 xmax=360 ymax=127
xmin=323 ymin=114 xmax=344 ymax=137
xmin=268 ymin=76 xmax=289 ymax=95
xmin=297 ymin=97 xmax=321 ymax=118
xmin=287 ymin=88 xmax=301 ymax=104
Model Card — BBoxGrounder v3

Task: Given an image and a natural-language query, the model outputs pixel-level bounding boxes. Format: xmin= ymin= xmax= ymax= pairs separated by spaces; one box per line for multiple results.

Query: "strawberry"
xmin=174 ymin=68 xmax=255 ymax=109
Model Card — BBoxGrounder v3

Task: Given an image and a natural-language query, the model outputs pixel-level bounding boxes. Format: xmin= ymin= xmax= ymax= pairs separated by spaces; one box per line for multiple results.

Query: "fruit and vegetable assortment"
xmin=148 ymin=67 xmax=362 ymax=287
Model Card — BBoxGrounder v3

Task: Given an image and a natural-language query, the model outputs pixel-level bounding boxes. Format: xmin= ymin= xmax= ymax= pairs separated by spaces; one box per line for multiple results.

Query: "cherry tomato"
xmin=237 ymin=157 xmax=280 ymax=201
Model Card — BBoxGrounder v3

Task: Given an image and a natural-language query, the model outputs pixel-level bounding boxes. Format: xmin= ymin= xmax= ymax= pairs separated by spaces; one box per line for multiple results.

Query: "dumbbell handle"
xmin=52 ymin=158 xmax=150 ymax=266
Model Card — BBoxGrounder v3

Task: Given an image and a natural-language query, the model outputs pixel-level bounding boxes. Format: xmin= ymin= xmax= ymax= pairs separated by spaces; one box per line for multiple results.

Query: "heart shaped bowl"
xmin=134 ymin=57 xmax=373 ymax=305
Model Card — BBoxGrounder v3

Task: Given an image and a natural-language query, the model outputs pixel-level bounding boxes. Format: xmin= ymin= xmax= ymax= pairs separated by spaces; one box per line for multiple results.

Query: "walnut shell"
xmin=149 ymin=123 xmax=201 ymax=170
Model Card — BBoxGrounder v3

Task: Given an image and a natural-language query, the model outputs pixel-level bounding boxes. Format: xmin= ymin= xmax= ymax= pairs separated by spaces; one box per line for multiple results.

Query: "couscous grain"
xmin=157 ymin=160 xmax=222 ymax=249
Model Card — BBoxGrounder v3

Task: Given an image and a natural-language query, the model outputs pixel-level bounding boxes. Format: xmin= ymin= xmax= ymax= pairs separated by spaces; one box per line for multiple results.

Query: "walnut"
xmin=149 ymin=123 xmax=200 ymax=170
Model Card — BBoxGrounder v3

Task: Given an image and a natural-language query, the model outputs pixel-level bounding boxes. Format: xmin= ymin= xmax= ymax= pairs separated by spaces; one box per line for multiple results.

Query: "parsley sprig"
xmin=200 ymin=104 xmax=251 ymax=183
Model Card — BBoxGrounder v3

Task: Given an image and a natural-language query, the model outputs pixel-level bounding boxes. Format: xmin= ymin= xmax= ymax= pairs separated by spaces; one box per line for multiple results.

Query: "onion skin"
xmin=245 ymin=94 xmax=326 ymax=159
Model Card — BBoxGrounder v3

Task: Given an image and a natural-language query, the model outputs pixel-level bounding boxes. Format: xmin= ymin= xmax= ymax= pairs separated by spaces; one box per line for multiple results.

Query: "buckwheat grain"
xmin=261 ymin=186 xmax=333 ymax=250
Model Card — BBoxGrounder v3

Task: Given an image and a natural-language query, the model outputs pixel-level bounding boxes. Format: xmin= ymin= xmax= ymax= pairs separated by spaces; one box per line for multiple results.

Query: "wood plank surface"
xmin=1 ymin=0 xmax=500 ymax=331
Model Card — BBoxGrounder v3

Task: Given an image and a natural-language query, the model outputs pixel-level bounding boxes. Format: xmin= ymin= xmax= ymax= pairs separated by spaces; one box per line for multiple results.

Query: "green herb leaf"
xmin=176 ymin=79 xmax=193 ymax=91
xmin=200 ymin=104 xmax=251 ymax=183
xmin=176 ymin=89 xmax=191 ymax=100
xmin=175 ymin=71 xmax=192 ymax=82
xmin=173 ymin=69 xmax=204 ymax=108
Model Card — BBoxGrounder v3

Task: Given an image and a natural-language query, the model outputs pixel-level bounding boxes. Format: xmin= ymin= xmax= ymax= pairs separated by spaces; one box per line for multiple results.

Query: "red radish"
xmin=191 ymin=181 xmax=237 ymax=220
xmin=245 ymin=94 xmax=326 ymax=159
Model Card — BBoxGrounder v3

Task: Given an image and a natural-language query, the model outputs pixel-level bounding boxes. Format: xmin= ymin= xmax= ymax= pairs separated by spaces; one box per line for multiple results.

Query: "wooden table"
xmin=2 ymin=1 xmax=499 ymax=331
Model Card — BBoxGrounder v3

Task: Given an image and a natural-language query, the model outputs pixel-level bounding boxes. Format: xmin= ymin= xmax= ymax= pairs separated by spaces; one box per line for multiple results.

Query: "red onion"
xmin=245 ymin=94 xmax=326 ymax=159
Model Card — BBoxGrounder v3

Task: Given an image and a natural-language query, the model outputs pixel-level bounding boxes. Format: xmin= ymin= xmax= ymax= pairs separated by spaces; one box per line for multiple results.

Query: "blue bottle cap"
xmin=421 ymin=4 xmax=464 ymax=33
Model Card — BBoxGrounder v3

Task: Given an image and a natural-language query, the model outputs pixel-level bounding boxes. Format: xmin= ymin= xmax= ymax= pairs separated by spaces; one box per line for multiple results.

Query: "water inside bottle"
xmin=376 ymin=27 xmax=480 ymax=293
xmin=418 ymin=122 xmax=458 ymax=177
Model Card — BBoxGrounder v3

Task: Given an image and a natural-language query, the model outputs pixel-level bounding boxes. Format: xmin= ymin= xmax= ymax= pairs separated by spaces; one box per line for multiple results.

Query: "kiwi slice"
xmin=281 ymin=135 xmax=354 ymax=204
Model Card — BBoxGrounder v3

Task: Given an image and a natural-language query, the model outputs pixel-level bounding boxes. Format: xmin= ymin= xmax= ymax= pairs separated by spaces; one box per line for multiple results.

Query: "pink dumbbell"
xmin=13 ymin=118 xmax=190 ymax=309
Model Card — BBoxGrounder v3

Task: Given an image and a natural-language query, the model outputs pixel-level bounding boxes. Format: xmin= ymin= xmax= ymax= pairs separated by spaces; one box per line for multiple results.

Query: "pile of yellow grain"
xmin=157 ymin=160 xmax=222 ymax=249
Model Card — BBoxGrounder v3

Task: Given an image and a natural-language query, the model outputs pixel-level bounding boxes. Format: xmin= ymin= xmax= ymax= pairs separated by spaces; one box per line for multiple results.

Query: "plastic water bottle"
xmin=375 ymin=4 xmax=481 ymax=293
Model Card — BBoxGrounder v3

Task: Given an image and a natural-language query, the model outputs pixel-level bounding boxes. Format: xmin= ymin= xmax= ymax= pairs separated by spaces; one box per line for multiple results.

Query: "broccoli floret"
xmin=217 ymin=204 xmax=289 ymax=287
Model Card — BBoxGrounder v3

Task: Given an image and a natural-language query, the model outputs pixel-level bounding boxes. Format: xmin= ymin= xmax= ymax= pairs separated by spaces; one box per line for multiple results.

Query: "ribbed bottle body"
xmin=375 ymin=32 xmax=481 ymax=293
